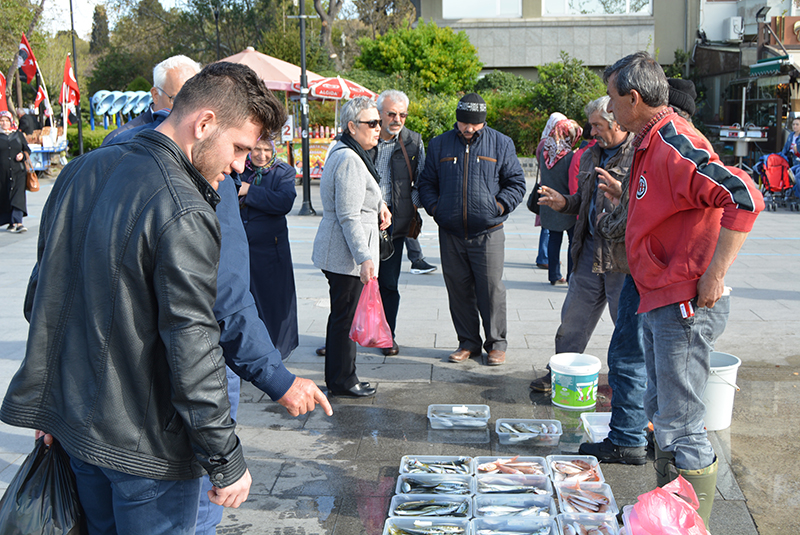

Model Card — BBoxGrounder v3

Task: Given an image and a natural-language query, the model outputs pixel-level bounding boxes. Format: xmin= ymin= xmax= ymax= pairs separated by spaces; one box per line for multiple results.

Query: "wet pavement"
xmin=1 ymin=174 xmax=798 ymax=535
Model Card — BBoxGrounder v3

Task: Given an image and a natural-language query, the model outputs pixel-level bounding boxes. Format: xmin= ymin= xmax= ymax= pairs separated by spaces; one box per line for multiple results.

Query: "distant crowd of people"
xmin=0 ymin=51 xmax=765 ymax=534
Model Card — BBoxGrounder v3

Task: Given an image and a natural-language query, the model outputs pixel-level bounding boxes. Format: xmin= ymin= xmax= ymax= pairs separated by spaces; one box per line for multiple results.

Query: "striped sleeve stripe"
xmin=657 ymin=121 xmax=758 ymax=212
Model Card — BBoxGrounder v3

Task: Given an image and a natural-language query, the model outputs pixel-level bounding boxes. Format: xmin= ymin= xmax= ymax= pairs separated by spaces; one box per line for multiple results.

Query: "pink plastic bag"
xmin=631 ymin=476 xmax=708 ymax=535
xmin=349 ymin=279 xmax=393 ymax=348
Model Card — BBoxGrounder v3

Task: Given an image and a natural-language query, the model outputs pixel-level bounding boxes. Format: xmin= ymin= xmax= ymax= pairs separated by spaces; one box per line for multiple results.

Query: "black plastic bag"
xmin=0 ymin=437 xmax=86 ymax=535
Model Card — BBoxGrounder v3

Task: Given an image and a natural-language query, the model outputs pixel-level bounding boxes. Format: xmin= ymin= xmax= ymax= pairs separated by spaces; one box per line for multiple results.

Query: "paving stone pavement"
xmin=1 ymin=174 xmax=797 ymax=535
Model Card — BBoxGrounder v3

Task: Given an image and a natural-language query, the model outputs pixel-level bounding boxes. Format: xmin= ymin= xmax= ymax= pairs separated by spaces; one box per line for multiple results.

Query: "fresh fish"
xmin=561 ymin=521 xmax=613 ymax=535
xmin=401 ymin=478 xmax=471 ymax=494
xmin=393 ymin=499 xmax=470 ymax=517
xmin=475 ymin=528 xmax=550 ymax=535
xmin=478 ymin=482 xmax=548 ymax=495
xmin=405 ymin=457 xmax=471 ymax=475
xmin=476 ymin=456 xmax=545 ymax=475
xmin=477 ymin=505 xmax=549 ymax=517
xmin=388 ymin=523 xmax=466 ymax=535
xmin=550 ymin=459 xmax=600 ymax=482
xmin=430 ymin=410 xmax=488 ymax=427
xmin=559 ymin=484 xmax=611 ymax=514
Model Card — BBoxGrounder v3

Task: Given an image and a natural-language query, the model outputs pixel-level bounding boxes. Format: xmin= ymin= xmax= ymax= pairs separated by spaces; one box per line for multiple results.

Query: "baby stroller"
xmin=754 ymin=153 xmax=799 ymax=211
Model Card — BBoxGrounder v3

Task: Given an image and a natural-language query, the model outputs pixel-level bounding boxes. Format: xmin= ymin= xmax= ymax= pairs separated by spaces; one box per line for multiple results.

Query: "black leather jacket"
xmin=1 ymin=129 xmax=246 ymax=486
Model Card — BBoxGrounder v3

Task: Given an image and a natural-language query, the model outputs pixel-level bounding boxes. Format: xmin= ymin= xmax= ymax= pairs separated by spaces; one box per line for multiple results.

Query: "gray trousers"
xmin=439 ymin=228 xmax=507 ymax=353
xmin=555 ymin=236 xmax=625 ymax=354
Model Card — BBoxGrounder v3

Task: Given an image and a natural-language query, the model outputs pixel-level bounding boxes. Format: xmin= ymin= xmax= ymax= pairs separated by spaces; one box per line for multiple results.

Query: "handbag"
xmin=397 ymin=131 xmax=423 ymax=240
xmin=379 ymin=228 xmax=394 ymax=261
xmin=526 ymin=159 xmax=541 ymax=214
xmin=24 ymin=154 xmax=39 ymax=192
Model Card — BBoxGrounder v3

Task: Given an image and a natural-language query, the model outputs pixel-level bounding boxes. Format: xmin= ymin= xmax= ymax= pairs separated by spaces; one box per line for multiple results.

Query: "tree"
xmin=90 ymin=5 xmax=109 ymax=54
xmin=355 ymin=20 xmax=482 ymax=94
xmin=352 ymin=0 xmax=415 ymax=39
xmin=529 ymin=51 xmax=606 ymax=124
xmin=313 ymin=0 xmax=344 ymax=70
xmin=88 ymin=48 xmax=148 ymax=94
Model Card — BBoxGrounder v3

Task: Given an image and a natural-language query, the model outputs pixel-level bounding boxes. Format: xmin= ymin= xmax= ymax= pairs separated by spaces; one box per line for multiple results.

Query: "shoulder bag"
xmin=24 ymin=154 xmax=39 ymax=192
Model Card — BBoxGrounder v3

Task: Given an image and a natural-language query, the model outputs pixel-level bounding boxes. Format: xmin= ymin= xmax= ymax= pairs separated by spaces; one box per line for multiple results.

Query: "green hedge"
xmin=67 ymin=125 xmax=109 ymax=154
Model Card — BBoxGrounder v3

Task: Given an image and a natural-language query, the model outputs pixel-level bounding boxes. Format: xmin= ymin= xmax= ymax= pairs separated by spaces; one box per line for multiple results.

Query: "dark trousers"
xmin=324 ymin=270 xmax=363 ymax=391
xmin=378 ymin=236 xmax=406 ymax=339
xmin=555 ymin=235 xmax=625 ymax=354
xmin=547 ymin=226 xmax=574 ymax=282
xmin=439 ymin=228 xmax=507 ymax=353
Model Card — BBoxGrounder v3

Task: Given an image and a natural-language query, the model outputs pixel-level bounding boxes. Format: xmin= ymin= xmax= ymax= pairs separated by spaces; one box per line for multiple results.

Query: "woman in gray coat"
xmin=312 ymin=97 xmax=392 ymax=397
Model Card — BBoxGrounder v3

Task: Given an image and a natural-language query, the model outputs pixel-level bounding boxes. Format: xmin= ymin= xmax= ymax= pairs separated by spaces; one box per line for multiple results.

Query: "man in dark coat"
xmin=374 ymin=89 xmax=426 ymax=356
xmin=418 ymin=93 xmax=526 ymax=366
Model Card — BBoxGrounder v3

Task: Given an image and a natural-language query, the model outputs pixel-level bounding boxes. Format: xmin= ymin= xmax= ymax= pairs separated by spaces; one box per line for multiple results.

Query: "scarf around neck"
xmin=338 ymin=130 xmax=381 ymax=184
xmin=243 ymin=144 xmax=277 ymax=186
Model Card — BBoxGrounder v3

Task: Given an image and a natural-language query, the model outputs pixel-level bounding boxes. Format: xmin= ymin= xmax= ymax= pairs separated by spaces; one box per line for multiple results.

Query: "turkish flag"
xmin=34 ymin=86 xmax=46 ymax=108
xmin=0 ymin=72 xmax=7 ymax=112
xmin=17 ymin=33 xmax=37 ymax=84
xmin=59 ymin=54 xmax=80 ymax=108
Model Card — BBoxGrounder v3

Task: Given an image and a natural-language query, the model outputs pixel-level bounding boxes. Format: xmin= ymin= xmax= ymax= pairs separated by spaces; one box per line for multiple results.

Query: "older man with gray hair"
xmin=602 ymin=52 xmax=764 ymax=526
xmin=102 ymin=55 xmax=202 ymax=146
xmin=535 ymin=96 xmax=631 ymax=389
xmin=374 ymin=89 xmax=428 ymax=356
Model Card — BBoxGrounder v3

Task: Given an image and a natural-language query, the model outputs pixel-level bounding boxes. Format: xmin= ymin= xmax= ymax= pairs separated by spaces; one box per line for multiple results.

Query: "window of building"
xmin=442 ymin=0 xmax=522 ymax=19
xmin=544 ymin=0 xmax=652 ymax=16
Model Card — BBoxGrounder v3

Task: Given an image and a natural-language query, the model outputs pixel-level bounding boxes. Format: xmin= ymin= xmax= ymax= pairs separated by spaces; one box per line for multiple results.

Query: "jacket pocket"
xmin=645 ymin=235 xmax=669 ymax=269
xmin=164 ymin=411 xmax=184 ymax=434
xmin=477 ymin=156 xmax=497 ymax=163
xmin=440 ymin=157 xmax=456 ymax=164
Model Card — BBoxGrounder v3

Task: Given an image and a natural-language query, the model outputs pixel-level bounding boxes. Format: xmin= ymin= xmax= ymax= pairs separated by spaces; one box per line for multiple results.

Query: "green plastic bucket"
xmin=550 ymin=353 xmax=602 ymax=409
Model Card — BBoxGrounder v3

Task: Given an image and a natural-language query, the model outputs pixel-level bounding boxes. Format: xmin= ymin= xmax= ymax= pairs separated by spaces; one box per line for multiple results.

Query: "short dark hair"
xmin=604 ymin=52 xmax=669 ymax=108
xmin=170 ymin=62 xmax=287 ymax=140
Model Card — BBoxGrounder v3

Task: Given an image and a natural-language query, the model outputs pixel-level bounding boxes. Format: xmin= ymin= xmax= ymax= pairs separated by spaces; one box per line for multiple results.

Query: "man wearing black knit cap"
xmin=418 ymin=93 xmax=526 ymax=366
xmin=667 ymin=78 xmax=697 ymax=119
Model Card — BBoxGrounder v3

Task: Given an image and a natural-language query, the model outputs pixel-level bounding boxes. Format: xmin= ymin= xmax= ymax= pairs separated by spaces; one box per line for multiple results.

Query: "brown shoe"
xmin=381 ymin=341 xmax=399 ymax=356
xmin=487 ymin=350 xmax=506 ymax=366
xmin=449 ymin=348 xmax=479 ymax=363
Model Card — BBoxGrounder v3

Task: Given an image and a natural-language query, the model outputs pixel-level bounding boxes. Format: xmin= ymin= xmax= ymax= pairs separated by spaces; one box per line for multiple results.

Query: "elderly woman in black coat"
xmin=0 ymin=111 xmax=31 ymax=233
xmin=236 ymin=138 xmax=299 ymax=360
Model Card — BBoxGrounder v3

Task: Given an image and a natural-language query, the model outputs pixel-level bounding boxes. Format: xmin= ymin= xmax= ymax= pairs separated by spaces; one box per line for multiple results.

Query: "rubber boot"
xmin=677 ymin=458 xmax=718 ymax=529
xmin=654 ymin=440 xmax=676 ymax=487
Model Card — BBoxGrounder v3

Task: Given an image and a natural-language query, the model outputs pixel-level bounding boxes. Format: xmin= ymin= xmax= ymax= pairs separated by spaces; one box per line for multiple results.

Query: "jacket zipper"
xmin=463 ymin=143 xmax=470 ymax=238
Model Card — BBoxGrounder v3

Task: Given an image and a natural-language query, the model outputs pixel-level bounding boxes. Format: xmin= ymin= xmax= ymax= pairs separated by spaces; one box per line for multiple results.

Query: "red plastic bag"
xmin=631 ymin=476 xmax=708 ymax=535
xmin=349 ymin=279 xmax=393 ymax=348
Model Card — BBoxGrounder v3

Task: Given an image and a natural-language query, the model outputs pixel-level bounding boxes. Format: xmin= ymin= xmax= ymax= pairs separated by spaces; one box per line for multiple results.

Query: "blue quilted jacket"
xmin=418 ymin=125 xmax=526 ymax=239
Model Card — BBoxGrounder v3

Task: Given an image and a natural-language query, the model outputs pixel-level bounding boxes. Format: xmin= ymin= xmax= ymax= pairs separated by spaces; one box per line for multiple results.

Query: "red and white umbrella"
xmin=292 ymin=76 xmax=377 ymax=101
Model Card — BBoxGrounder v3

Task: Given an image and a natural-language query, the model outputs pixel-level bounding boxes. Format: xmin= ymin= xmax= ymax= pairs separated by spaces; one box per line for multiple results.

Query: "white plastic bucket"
xmin=549 ymin=353 xmax=602 ymax=409
xmin=701 ymin=351 xmax=741 ymax=431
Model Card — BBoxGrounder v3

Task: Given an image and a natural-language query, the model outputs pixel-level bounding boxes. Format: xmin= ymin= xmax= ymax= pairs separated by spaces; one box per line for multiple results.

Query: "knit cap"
xmin=456 ymin=93 xmax=487 ymax=124
xmin=667 ymin=78 xmax=697 ymax=117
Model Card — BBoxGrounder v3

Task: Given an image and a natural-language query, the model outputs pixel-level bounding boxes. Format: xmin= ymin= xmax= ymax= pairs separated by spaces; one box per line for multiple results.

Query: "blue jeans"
xmin=607 ymin=275 xmax=648 ymax=448
xmin=196 ymin=367 xmax=241 ymax=535
xmin=536 ymin=228 xmax=549 ymax=265
xmin=70 ymin=456 xmax=201 ymax=535
xmin=405 ymin=236 xmax=424 ymax=263
xmin=642 ymin=296 xmax=730 ymax=470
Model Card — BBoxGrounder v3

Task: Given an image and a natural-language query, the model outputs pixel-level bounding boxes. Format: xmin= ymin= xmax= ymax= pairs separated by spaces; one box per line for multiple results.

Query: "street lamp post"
xmin=297 ymin=0 xmax=315 ymax=215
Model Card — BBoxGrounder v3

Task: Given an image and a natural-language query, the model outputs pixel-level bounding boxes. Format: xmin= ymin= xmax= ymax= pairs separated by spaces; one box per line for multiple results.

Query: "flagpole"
xmin=33 ymin=61 xmax=55 ymax=137
xmin=69 ymin=0 xmax=84 ymax=154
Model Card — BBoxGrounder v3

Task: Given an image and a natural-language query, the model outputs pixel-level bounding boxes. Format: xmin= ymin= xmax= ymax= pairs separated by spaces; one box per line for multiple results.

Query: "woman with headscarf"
xmin=236 ymin=138 xmax=299 ymax=360
xmin=0 ymin=111 xmax=31 ymax=233
xmin=536 ymin=113 xmax=582 ymax=285
xmin=312 ymin=97 xmax=392 ymax=398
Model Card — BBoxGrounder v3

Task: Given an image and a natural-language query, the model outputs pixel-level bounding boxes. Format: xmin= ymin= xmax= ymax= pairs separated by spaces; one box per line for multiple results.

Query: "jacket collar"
xmin=453 ymin=123 xmax=485 ymax=146
xmin=134 ymin=129 xmax=221 ymax=209
xmin=633 ymin=107 xmax=674 ymax=150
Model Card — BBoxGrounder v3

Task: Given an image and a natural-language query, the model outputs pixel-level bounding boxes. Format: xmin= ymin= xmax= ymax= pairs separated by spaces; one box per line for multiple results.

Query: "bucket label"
xmin=551 ymin=372 xmax=598 ymax=409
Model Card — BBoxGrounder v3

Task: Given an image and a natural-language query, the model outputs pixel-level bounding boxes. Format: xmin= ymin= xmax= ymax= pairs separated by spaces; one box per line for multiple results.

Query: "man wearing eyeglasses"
xmin=101 ymin=55 xmax=201 ymax=146
xmin=418 ymin=93 xmax=526 ymax=366
xmin=373 ymin=90 xmax=428 ymax=357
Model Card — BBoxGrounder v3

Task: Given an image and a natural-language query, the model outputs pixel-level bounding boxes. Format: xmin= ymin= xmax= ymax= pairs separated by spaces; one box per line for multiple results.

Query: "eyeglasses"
xmin=155 ymin=86 xmax=175 ymax=103
xmin=358 ymin=120 xmax=380 ymax=129
xmin=386 ymin=112 xmax=408 ymax=119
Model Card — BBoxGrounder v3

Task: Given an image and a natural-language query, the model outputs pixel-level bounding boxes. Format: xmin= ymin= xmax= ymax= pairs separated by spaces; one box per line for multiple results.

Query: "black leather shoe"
xmin=381 ymin=341 xmax=399 ymax=356
xmin=329 ymin=383 xmax=377 ymax=397
xmin=315 ymin=346 xmax=326 ymax=356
